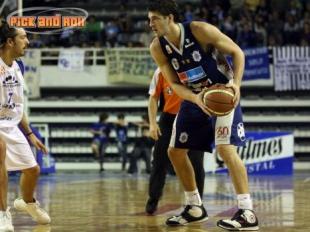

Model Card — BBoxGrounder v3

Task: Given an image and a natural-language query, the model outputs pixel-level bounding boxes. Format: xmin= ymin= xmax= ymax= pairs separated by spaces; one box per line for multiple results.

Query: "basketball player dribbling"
xmin=148 ymin=1 xmax=259 ymax=230
xmin=0 ymin=20 xmax=51 ymax=232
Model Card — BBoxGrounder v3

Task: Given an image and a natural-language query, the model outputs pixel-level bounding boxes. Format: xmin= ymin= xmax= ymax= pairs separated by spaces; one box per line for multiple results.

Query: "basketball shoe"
xmin=0 ymin=208 xmax=14 ymax=232
xmin=166 ymin=204 xmax=208 ymax=226
xmin=14 ymin=198 xmax=51 ymax=224
xmin=217 ymin=209 xmax=259 ymax=231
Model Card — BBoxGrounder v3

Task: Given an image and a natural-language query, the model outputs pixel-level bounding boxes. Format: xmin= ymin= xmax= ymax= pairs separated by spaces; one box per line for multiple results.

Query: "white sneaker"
xmin=14 ymin=198 xmax=51 ymax=224
xmin=0 ymin=208 xmax=14 ymax=232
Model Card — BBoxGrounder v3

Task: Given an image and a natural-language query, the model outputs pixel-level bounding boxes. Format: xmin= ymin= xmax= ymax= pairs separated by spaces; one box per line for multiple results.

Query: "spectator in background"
xmin=90 ymin=113 xmax=111 ymax=172
xmin=237 ymin=22 xmax=257 ymax=48
xmin=59 ymin=28 xmax=74 ymax=48
xmin=245 ymin=0 xmax=260 ymax=11
xmin=114 ymin=113 xmax=128 ymax=171
xmin=301 ymin=22 xmax=310 ymax=45
xmin=183 ymin=3 xmax=195 ymax=22
xmin=283 ymin=14 xmax=301 ymax=45
xmin=138 ymin=21 xmax=154 ymax=47
xmin=28 ymin=34 xmax=44 ymax=48
xmin=105 ymin=19 xmax=120 ymax=47
xmin=83 ymin=15 xmax=104 ymax=45
xmin=254 ymin=15 xmax=267 ymax=46
xmin=127 ymin=114 xmax=152 ymax=174
xmin=221 ymin=15 xmax=236 ymax=40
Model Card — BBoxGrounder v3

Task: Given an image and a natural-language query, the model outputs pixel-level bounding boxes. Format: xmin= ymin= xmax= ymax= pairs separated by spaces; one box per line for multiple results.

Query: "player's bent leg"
xmin=14 ymin=166 xmax=51 ymax=224
xmin=216 ymin=145 xmax=259 ymax=231
xmin=166 ymin=147 xmax=208 ymax=226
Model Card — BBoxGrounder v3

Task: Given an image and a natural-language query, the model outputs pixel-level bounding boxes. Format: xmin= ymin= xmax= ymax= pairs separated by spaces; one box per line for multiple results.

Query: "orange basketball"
xmin=202 ymin=84 xmax=235 ymax=116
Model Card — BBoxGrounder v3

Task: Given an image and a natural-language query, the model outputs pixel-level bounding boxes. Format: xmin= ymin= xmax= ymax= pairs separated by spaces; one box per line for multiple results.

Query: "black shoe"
xmin=166 ymin=204 xmax=208 ymax=226
xmin=217 ymin=209 xmax=259 ymax=231
xmin=145 ymin=198 xmax=158 ymax=214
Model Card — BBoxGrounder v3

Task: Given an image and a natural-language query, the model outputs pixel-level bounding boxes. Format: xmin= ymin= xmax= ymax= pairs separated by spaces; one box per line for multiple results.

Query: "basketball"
xmin=202 ymin=84 xmax=235 ymax=116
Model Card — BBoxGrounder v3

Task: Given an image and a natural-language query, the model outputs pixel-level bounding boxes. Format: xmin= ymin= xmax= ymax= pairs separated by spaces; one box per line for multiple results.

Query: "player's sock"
xmin=185 ymin=189 xmax=202 ymax=206
xmin=237 ymin=193 xmax=253 ymax=210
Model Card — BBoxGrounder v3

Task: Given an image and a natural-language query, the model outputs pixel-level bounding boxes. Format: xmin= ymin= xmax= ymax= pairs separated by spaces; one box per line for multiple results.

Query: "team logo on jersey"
xmin=179 ymin=132 xmax=188 ymax=143
xmin=166 ymin=87 xmax=173 ymax=95
xmin=171 ymin=58 xmax=180 ymax=70
xmin=2 ymin=75 xmax=18 ymax=84
xmin=192 ymin=50 xmax=202 ymax=62
xmin=165 ymin=45 xmax=172 ymax=54
xmin=184 ymin=38 xmax=194 ymax=48
xmin=237 ymin=123 xmax=246 ymax=141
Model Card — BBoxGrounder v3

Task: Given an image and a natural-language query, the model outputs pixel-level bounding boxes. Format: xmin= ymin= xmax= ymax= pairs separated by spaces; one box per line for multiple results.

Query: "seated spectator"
xmin=128 ymin=114 xmax=153 ymax=174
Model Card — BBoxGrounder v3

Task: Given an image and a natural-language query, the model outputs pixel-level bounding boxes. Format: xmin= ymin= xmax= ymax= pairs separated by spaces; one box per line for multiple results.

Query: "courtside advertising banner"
xmin=204 ymin=132 xmax=294 ymax=175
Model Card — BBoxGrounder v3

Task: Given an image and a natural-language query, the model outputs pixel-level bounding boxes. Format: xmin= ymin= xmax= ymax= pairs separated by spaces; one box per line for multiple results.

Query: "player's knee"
xmin=217 ymin=145 xmax=237 ymax=164
xmin=0 ymin=139 xmax=6 ymax=164
xmin=168 ymin=147 xmax=187 ymax=160
xmin=168 ymin=147 xmax=177 ymax=159
xmin=24 ymin=165 xmax=40 ymax=177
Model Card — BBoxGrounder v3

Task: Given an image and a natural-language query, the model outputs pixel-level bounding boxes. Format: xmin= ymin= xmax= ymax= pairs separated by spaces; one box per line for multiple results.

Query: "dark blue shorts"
xmin=169 ymin=101 xmax=246 ymax=152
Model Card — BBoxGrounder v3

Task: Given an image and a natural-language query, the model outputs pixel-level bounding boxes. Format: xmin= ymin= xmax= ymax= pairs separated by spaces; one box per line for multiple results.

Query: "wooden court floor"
xmin=7 ymin=170 xmax=310 ymax=232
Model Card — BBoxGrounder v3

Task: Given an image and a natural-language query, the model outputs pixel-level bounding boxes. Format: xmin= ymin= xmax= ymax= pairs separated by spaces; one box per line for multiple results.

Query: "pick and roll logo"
xmin=6 ymin=7 xmax=88 ymax=34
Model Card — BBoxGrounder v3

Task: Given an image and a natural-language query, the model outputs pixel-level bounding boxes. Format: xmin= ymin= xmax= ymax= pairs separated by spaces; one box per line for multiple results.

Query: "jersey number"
xmin=8 ymin=92 xmax=13 ymax=104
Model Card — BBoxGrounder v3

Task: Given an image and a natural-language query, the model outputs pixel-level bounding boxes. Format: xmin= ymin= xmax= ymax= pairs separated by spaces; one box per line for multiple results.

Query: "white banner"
xmin=105 ymin=48 xmax=157 ymax=85
xmin=58 ymin=50 xmax=85 ymax=72
xmin=22 ymin=49 xmax=41 ymax=99
xmin=273 ymin=46 xmax=310 ymax=91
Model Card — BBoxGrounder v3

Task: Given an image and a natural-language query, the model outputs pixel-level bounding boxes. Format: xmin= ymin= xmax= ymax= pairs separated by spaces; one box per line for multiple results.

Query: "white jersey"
xmin=0 ymin=58 xmax=24 ymax=128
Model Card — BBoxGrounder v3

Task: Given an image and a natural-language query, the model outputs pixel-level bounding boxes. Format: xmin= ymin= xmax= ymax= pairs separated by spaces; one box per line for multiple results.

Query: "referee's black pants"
xmin=148 ymin=112 xmax=205 ymax=201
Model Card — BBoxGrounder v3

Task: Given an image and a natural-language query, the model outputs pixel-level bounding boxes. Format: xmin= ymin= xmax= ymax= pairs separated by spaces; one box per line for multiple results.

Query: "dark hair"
xmin=99 ymin=112 xmax=109 ymax=122
xmin=148 ymin=0 xmax=180 ymax=22
xmin=117 ymin=113 xmax=125 ymax=120
xmin=0 ymin=19 xmax=18 ymax=47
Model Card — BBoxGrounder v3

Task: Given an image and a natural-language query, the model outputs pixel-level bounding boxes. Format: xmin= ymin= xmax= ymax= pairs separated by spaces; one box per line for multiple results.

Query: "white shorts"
xmin=0 ymin=126 xmax=37 ymax=171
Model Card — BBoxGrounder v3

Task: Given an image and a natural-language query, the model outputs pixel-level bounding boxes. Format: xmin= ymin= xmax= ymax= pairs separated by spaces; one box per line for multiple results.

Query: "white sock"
xmin=185 ymin=189 xmax=202 ymax=206
xmin=237 ymin=194 xmax=253 ymax=210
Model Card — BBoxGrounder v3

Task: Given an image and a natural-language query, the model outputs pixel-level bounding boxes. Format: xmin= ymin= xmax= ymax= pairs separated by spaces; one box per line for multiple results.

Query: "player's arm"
xmin=191 ymin=22 xmax=245 ymax=104
xmin=148 ymin=69 xmax=162 ymax=140
xmin=150 ymin=38 xmax=210 ymax=114
xmin=148 ymin=92 xmax=161 ymax=140
xmin=19 ymin=112 xmax=48 ymax=154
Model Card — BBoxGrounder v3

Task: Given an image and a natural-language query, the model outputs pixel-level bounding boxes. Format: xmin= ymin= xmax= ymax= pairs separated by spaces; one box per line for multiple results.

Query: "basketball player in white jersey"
xmin=0 ymin=20 xmax=51 ymax=232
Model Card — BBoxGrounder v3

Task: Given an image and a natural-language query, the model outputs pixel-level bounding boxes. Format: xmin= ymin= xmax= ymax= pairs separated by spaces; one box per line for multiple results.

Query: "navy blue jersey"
xmin=115 ymin=124 xmax=127 ymax=143
xmin=159 ymin=22 xmax=234 ymax=92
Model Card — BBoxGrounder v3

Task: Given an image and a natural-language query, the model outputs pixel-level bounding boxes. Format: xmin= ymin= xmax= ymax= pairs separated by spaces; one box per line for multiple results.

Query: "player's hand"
xmin=225 ymin=82 xmax=240 ymax=107
xmin=28 ymin=134 xmax=48 ymax=154
xmin=149 ymin=123 xmax=161 ymax=141
xmin=195 ymin=90 xmax=212 ymax=117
